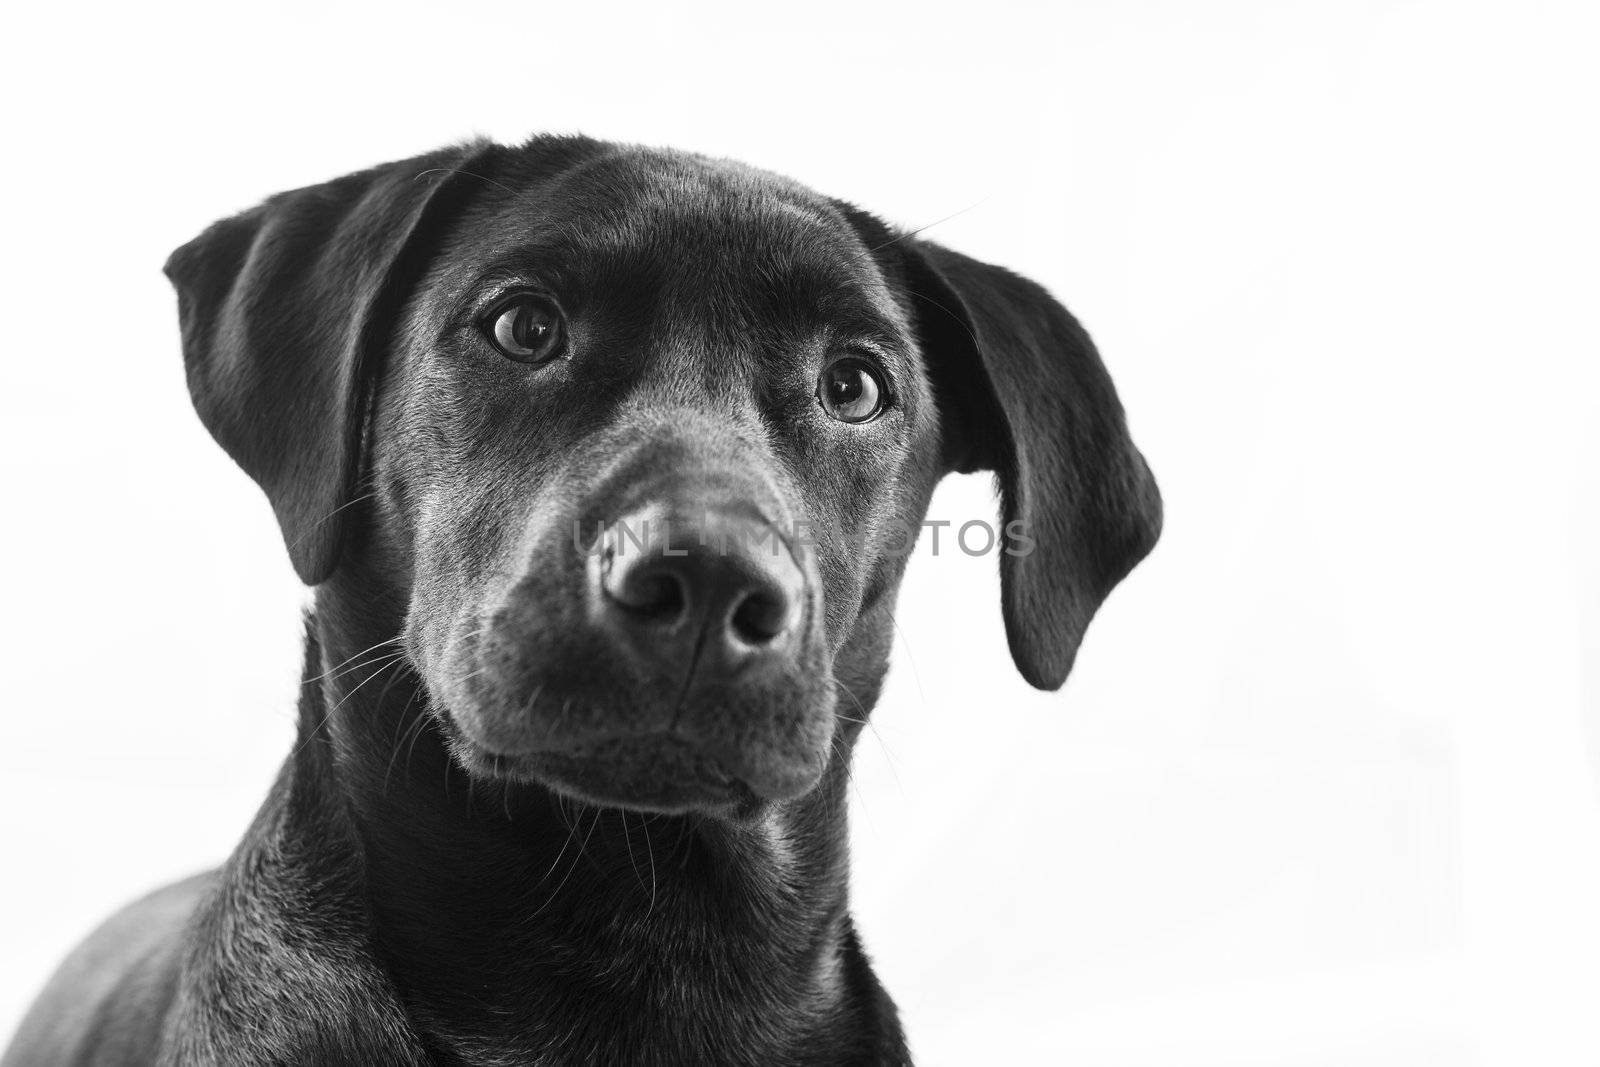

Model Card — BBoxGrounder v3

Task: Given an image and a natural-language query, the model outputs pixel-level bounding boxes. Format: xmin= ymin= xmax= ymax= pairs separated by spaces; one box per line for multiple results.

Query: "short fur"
xmin=4 ymin=136 xmax=1160 ymax=1066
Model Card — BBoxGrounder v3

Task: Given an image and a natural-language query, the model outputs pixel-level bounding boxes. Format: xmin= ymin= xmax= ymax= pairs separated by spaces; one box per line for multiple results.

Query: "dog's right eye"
xmin=484 ymin=295 xmax=565 ymax=364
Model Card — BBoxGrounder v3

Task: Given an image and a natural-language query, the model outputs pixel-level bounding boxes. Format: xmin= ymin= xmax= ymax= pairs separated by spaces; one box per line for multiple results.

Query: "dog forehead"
xmin=475 ymin=145 xmax=879 ymax=288
xmin=554 ymin=147 xmax=838 ymax=240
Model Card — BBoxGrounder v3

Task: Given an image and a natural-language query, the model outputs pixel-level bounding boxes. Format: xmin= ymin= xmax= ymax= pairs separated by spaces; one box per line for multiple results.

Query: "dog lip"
xmin=520 ymin=744 xmax=756 ymax=813
xmin=439 ymin=713 xmax=784 ymax=814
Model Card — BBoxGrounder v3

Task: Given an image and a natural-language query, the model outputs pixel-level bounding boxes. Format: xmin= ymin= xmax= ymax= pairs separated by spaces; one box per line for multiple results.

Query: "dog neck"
xmin=265 ymin=582 xmax=906 ymax=1066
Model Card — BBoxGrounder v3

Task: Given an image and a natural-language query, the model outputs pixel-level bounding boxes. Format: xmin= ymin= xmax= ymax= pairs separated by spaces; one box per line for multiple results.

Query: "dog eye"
xmin=484 ymin=296 xmax=564 ymax=364
xmin=816 ymin=355 xmax=888 ymax=424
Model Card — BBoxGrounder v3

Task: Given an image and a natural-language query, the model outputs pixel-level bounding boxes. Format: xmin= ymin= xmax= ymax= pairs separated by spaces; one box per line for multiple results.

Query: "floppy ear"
xmin=898 ymin=238 xmax=1162 ymax=691
xmin=164 ymin=140 xmax=495 ymax=584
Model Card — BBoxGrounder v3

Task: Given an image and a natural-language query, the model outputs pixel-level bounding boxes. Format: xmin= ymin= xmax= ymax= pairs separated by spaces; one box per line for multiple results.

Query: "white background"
xmin=3 ymin=2 xmax=1598 ymax=1063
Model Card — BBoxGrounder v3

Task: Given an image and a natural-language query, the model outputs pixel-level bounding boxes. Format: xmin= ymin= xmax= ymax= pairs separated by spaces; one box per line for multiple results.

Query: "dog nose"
xmin=597 ymin=506 xmax=805 ymax=665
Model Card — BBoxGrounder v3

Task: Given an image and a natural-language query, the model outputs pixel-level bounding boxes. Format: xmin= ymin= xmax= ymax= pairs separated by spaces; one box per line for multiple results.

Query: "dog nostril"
xmin=629 ymin=573 xmax=687 ymax=620
xmin=729 ymin=589 xmax=791 ymax=645
xmin=604 ymin=555 xmax=689 ymax=623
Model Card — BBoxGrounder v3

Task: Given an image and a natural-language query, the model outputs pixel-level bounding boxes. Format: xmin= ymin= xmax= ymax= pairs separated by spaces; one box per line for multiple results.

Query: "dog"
xmin=3 ymin=135 xmax=1161 ymax=1066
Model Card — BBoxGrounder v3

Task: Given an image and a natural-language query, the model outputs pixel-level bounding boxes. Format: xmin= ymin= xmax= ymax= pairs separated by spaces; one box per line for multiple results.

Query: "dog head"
xmin=166 ymin=136 xmax=1160 ymax=816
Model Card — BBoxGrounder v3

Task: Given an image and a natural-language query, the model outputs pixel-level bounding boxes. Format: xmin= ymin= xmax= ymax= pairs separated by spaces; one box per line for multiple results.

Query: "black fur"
xmin=3 ymin=136 xmax=1160 ymax=1066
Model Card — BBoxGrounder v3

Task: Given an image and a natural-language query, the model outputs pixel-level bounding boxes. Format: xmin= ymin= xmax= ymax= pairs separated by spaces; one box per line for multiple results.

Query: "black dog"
xmin=4 ymin=136 xmax=1160 ymax=1066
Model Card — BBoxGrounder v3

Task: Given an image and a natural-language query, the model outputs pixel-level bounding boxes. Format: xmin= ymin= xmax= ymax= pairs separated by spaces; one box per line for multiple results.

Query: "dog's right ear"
xmin=886 ymin=233 xmax=1163 ymax=692
xmin=164 ymin=141 xmax=496 ymax=585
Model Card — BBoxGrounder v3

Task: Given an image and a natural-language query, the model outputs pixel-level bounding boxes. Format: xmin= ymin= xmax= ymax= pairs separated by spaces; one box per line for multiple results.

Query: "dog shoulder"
xmin=2 ymin=872 xmax=212 ymax=1066
xmin=154 ymin=773 xmax=432 ymax=1066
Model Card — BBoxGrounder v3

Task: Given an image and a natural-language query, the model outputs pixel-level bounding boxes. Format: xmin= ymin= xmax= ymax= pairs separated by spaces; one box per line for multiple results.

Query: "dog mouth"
xmin=436 ymin=711 xmax=767 ymax=817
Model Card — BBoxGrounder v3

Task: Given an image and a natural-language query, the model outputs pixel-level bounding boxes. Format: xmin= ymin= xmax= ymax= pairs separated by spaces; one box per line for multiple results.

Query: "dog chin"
xmin=435 ymin=709 xmax=772 ymax=819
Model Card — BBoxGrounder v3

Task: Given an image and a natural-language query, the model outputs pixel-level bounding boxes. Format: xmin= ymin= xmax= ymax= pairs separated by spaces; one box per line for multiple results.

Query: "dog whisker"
xmin=283 ymin=491 xmax=378 ymax=554
xmin=620 ymin=811 xmax=649 ymax=906
xmin=639 ymin=813 xmax=658 ymax=920
xmin=293 ymin=656 xmax=406 ymax=757
xmin=402 ymin=701 xmax=435 ymax=782
xmin=412 ymin=165 xmax=518 ymax=197
xmin=528 ymin=806 xmax=602 ymax=919
xmin=383 ymin=688 xmax=427 ymax=795
xmin=314 ymin=648 xmax=408 ymax=690
xmin=885 ymin=610 xmax=930 ymax=713
xmin=835 ymin=677 xmax=903 ymax=793
xmin=528 ymin=800 xmax=581 ymax=894
xmin=865 ymin=199 xmax=987 ymax=254
xmin=303 ymin=636 xmax=405 ymax=684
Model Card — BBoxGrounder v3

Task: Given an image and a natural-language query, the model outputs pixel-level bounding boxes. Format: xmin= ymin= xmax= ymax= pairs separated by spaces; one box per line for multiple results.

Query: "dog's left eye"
xmin=484 ymin=296 xmax=564 ymax=364
xmin=816 ymin=355 xmax=888 ymax=424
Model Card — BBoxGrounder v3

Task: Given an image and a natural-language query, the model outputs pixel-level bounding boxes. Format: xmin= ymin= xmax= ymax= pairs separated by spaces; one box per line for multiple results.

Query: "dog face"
xmin=377 ymin=146 xmax=947 ymax=812
xmin=166 ymin=136 xmax=1161 ymax=817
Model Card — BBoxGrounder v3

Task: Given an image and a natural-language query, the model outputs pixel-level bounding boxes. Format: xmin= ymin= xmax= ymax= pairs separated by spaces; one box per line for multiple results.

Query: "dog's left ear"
xmin=894 ymin=237 xmax=1163 ymax=691
xmin=164 ymin=141 xmax=494 ymax=584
